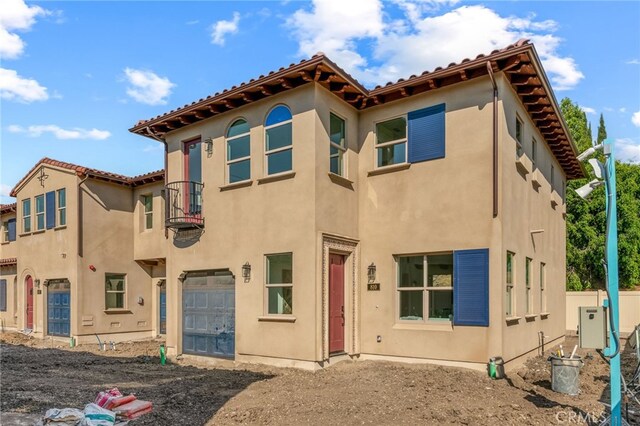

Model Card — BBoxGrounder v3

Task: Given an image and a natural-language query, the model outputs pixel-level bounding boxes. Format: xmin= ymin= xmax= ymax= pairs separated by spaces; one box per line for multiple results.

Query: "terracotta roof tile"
xmin=10 ymin=158 xmax=165 ymax=197
xmin=0 ymin=258 xmax=17 ymax=266
xmin=1 ymin=203 xmax=17 ymax=214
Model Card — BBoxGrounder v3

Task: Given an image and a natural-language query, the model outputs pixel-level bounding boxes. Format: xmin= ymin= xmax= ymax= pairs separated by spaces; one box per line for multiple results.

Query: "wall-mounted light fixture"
xmin=367 ymin=263 xmax=376 ymax=283
xmin=35 ymin=279 xmax=41 ymax=288
xmin=242 ymin=262 xmax=251 ymax=282
xmin=178 ymin=272 xmax=187 ymax=282
xmin=43 ymin=280 xmax=50 ymax=287
xmin=204 ymin=137 xmax=214 ymax=157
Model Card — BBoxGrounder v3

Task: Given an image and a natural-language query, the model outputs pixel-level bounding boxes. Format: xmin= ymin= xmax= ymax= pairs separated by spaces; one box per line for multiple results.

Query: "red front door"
xmin=25 ymin=276 xmax=34 ymax=329
xmin=329 ymin=254 xmax=345 ymax=354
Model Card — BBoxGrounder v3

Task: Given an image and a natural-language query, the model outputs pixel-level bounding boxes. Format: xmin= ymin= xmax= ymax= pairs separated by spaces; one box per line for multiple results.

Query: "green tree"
xmin=562 ymin=98 xmax=640 ymax=290
xmin=597 ymin=113 xmax=607 ymax=144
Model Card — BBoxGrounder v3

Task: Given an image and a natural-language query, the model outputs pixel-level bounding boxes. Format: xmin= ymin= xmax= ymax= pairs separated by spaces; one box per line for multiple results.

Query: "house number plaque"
xmin=367 ymin=283 xmax=380 ymax=291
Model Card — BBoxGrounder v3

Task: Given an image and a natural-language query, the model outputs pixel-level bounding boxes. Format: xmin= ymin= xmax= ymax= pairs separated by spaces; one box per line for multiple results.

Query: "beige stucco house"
xmin=0 ymin=159 xmax=167 ymax=343
xmin=128 ymin=39 xmax=584 ymax=371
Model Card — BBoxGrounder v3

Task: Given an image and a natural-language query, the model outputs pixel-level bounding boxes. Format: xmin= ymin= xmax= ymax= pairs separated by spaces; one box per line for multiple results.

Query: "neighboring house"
xmin=129 ymin=39 xmax=585 ymax=370
xmin=0 ymin=158 xmax=166 ymax=342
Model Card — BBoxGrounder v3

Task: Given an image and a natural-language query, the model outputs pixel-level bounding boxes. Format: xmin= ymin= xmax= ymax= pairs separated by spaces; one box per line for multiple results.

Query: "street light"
xmin=575 ymin=138 xmax=624 ymax=425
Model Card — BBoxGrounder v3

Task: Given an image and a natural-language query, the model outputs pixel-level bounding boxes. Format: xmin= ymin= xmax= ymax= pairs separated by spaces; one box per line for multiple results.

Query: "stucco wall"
xmin=0 ymin=211 xmax=18 ymax=328
xmin=357 ymin=77 xmax=502 ymax=365
xmin=162 ymin=85 xmax=320 ymax=361
xmin=498 ymin=74 xmax=567 ymax=366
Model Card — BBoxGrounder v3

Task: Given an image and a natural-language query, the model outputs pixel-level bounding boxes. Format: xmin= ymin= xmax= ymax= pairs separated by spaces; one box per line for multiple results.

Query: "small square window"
xmin=105 ymin=273 xmax=126 ymax=309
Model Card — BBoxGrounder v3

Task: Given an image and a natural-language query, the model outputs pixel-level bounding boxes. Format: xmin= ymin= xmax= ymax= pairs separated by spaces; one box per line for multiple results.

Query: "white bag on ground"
xmin=81 ymin=403 xmax=115 ymax=426
xmin=43 ymin=407 xmax=84 ymax=424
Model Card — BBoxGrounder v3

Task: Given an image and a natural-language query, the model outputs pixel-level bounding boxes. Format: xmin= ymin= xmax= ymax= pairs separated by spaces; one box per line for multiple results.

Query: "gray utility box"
xmin=579 ymin=306 xmax=607 ymax=349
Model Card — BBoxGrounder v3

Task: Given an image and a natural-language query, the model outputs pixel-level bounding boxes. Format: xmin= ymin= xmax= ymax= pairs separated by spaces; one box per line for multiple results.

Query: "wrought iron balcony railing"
xmin=165 ymin=181 xmax=204 ymax=229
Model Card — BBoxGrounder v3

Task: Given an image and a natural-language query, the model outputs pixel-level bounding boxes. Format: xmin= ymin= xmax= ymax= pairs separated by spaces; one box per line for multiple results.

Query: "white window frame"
xmin=2 ymin=221 xmax=8 ymax=242
xmin=22 ymin=198 xmax=31 ymax=233
xmin=329 ymin=112 xmax=347 ymax=177
xmin=396 ymin=253 xmax=454 ymax=323
xmin=515 ymin=115 xmax=524 ymax=158
xmin=375 ymin=115 xmax=408 ymax=169
xmin=540 ymin=262 xmax=547 ymax=313
xmin=57 ymin=188 xmax=66 ymax=226
xmin=105 ymin=273 xmax=126 ymax=310
xmin=35 ymin=194 xmax=45 ymax=231
xmin=525 ymin=257 xmax=533 ymax=315
xmin=142 ymin=194 xmax=153 ymax=230
xmin=226 ymin=119 xmax=251 ymax=184
xmin=264 ymin=252 xmax=293 ymax=315
xmin=506 ymin=251 xmax=515 ymax=317
xmin=264 ymin=106 xmax=293 ymax=176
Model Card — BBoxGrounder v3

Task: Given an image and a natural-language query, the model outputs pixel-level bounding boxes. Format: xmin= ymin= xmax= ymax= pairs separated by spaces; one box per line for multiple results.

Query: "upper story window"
xmin=57 ymin=189 xmax=66 ymax=226
xmin=265 ymin=105 xmax=292 ymax=176
xmin=226 ymin=119 xmax=251 ymax=183
xmin=142 ymin=195 xmax=153 ymax=230
xmin=515 ymin=116 xmax=524 ymax=158
xmin=531 ymin=138 xmax=537 ymax=169
xmin=2 ymin=221 xmax=8 ymax=242
xmin=329 ymin=113 xmax=346 ymax=176
xmin=551 ymin=164 xmax=555 ymax=190
xmin=35 ymin=195 xmax=45 ymax=231
xmin=376 ymin=117 xmax=407 ymax=167
xmin=22 ymin=198 xmax=31 ymax=233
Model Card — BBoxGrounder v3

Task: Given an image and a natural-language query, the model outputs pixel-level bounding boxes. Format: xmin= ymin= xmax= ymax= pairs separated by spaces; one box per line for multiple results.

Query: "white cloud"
xmin=123 ymin=68 xmax=175 ymax=105
xmin=580 ymin=106 xmax=596 ymax=115
xmin=287 ymin=1 xmax=584 ymax=91
xmin=8 ymin=124 xmax=111 ymax=140
xmin=0 ymin=183 xmax=11 ymax=197
xmin=211 ymin=12 xmax=240 ymax=46
xmin=0 ymin=68 xmax=48 ymax=102
xmin=626 ymin=59 xmax=640 ymax=65
xmin=620 ymin=107 xmax=627 ymax=113
xmin=0 ymin=0 xmax=49 ymax=59
xmin=186 ymin=20 xmax=199 ymax=25
xmin=632 ymin=111 xmax=640 ymax=128
xmin=287 ymin=0 xmax=384 ymax=71
xmin=615 ymin=138 xmax=640 ymax=164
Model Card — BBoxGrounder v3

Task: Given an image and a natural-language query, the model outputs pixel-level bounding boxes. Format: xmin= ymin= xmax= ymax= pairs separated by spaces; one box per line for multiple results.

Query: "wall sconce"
xmin=89 ymin=265 xmax=96 ymax=272
xmin=156 ymin=279 xmax=166 ymax=287
xmin=367 ymin=263 xmax=376 ymax=283
xmin=242 ymin=262 xmax=251 ymax=282
xmin=178 ymin=272 xmax=187 ymax=282
xmin=43 ymin=280 xmax=50 ymax=287
xmin=35 ymin=279 xmax=41 ymax=288
xmin=204 ymin=137 xmax=214 ymax=156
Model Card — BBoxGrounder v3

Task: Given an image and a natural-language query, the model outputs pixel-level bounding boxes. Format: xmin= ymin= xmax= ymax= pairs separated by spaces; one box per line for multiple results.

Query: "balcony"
xmin=165 ymin=181 xmax=204 ymax=229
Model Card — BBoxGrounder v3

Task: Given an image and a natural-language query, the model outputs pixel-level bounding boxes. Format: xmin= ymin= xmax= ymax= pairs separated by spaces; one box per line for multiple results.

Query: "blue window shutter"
xmin=408 ymin=103 xmax=446 ymax=163
xmin=0 ymin=280 xmax=6 ymax=312
xmin=46 ymin=191 xmax=56 ymax=229
xmin=453 ymin=248 xmax=489 ymax=326
xmin=7 ymin=219 xmax=16 ymax=241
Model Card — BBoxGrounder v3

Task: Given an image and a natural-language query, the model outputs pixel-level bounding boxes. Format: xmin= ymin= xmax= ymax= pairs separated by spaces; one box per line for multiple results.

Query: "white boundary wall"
xmin=567 ymin=291 xmax=640 ymax=335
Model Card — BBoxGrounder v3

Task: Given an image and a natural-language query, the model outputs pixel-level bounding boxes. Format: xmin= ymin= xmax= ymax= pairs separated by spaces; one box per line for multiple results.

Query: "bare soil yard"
xmin=1 ymin=332 xmax=638 ymax=425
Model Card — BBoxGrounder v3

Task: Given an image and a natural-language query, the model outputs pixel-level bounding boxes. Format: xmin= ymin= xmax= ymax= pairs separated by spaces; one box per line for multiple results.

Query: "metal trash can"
xmin=549 ymin=356 xmax=584 ymax=395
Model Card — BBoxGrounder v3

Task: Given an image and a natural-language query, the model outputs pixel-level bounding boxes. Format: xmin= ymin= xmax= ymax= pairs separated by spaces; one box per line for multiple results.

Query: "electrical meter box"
xmin=579 ymin=306 xmax=607 ymax=349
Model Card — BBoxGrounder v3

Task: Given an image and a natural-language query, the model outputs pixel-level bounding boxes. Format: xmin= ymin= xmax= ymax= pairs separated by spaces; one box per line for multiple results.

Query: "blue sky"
xmin=1 ymin=0 xmax=639 ymax=204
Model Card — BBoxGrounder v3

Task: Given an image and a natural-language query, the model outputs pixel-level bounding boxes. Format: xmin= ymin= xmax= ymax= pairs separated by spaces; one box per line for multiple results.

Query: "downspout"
xmin=145 ymin=126 xmax=169 ymax=239
xmin=77 ymin=174 xmax=89 ymax=257
xmin=487 ymin=62 xmax=499 ymax=218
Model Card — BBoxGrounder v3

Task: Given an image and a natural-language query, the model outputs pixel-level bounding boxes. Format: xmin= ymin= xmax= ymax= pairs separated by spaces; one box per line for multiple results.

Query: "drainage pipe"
xmin=486 ymin=62 xmax=499 ymax=218
xmin=145 ymin=126 xmax=169 ymax=239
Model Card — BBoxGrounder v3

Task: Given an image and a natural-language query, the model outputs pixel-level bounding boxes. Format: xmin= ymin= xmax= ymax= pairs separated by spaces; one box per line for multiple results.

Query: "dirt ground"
xmin=1 ymin=332 xmax=638 ymax=425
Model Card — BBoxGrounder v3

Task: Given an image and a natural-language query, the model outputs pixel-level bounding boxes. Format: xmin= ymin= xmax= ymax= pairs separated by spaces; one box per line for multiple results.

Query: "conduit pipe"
xmin=487 ymin=62 xmax=498 ymax=218
xmin=145 ymin=126 xmax=169 ymax=239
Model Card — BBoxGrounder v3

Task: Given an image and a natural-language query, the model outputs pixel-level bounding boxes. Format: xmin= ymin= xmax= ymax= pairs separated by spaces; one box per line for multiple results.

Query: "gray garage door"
xmin=182 ymin=270 xmax=235 ymax=358
xmin=47 ymin=279 xmax=70 ymax=337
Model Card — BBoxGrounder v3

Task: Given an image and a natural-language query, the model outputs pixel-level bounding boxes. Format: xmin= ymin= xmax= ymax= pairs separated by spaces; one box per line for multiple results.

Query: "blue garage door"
xmin=47 ymin=279 xmax=70 ymax=337
xmin=183 ymin=270 xmax=235 ymax=358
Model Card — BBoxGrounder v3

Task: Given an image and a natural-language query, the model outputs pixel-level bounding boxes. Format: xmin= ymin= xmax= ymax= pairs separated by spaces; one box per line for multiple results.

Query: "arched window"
xmin=264 ymin=105 xmax=293 ymax=175
xmin=226 ymin=119 xmax=251 ymax=183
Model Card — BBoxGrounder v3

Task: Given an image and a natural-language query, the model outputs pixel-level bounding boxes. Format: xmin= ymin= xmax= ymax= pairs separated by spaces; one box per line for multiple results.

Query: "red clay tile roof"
xmin=1 ymin=203 xmax=17 ymax=214
xmin=130 ymin=39 xmax=584 ymax=179
xmin=10 ymin=158 xmax=164 ymax=197
xmin=0 ymin=258 xmax=17 ymax=266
